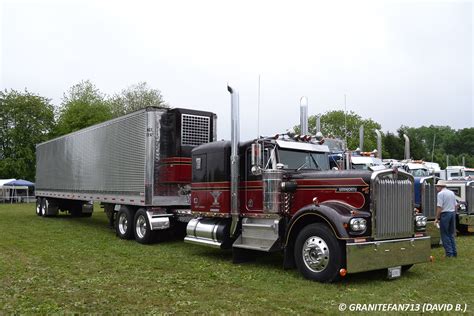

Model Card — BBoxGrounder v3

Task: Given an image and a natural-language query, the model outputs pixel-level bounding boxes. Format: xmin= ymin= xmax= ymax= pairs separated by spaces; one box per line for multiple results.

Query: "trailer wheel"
xmin=41 ymin=198 xmax=49 ymax=217
xmin=134 ymin=209 xmax=156 ymax=244
xmin=36 ymin=198 xmax=43 ymax=216
xmin=294 ymin=223 xmax=343 ymax=283
xmin=116 ymin=206 xmax=134 ymax=239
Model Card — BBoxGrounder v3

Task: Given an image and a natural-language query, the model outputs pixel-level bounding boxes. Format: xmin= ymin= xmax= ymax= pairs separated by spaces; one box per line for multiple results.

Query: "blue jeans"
xmin=440 ymin=212 xmax=457 ymax=257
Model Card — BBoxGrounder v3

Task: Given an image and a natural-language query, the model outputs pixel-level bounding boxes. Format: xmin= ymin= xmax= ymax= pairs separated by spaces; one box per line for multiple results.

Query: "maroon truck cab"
xmin=185 ymin=136 xmax=431 ymax=282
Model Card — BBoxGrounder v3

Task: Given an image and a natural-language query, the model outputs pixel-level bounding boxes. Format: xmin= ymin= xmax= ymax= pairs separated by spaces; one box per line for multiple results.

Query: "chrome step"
xmin=233 ymin=217 xmax=281 ymax=252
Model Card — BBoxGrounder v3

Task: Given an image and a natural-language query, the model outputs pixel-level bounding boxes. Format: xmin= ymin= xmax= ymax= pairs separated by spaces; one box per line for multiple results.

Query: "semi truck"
xmin=414 ymin=176 xmax=439 ymax=245
xmin=35 ymin=107 xmax=217 ymax=243
xmin=184 ymin=86 xmax=431 ymax=282
xmin=444 ymin=180 xmax=474 ymax=233
xmin=35 ymin=86 xmax=431 ymax=282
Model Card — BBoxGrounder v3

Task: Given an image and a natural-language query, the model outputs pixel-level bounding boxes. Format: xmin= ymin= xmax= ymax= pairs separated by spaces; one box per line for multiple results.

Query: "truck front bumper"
xmin=425 ymin=221 xmax=441 ymax=246
xmin=346 ymin=236 xmax=431 ymax=273
xmin=459 ymin=214 xmax=474 ymax=230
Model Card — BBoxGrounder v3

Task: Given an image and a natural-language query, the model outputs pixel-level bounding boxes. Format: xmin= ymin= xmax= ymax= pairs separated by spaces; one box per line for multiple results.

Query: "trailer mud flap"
xmin=146 ymin=211 xmax=171 ymax=230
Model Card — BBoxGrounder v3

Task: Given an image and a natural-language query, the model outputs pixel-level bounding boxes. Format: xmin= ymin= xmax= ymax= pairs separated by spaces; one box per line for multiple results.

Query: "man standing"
xmin=435 ymin=180 xmax=457 ymax=257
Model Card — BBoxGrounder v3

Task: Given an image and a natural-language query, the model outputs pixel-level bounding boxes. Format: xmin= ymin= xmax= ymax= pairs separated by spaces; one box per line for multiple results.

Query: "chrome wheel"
xmin=135 ymin=214 xmax=147 ymax=239
xmin=41 ymin=199 xmax=48 ymax=216
xmin=36 ymin=199 xmax=42 ymax=215
xmin=118 ymin=213 xmax=128 ymax=235
xmin=302 ymin=236 xmax=330 ymax=273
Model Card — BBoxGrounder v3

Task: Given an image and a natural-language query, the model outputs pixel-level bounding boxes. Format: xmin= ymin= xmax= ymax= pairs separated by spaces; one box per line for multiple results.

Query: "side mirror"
xmin=332 ymin=167 xmax=339 ymax=170
xmin=251 ymin=142 xmax=262 ymax=175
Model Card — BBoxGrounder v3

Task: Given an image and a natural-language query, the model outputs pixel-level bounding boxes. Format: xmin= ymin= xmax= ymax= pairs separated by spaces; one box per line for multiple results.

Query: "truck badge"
xmin=210 ymin=191 xmax=222 ymax=207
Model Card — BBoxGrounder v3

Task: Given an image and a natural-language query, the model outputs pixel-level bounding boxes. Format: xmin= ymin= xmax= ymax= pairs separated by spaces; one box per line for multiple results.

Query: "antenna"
xmin=344 ymin=94 xmax=347 ymax=150
xmin=257 ymin=74 xmax=261 ymax=139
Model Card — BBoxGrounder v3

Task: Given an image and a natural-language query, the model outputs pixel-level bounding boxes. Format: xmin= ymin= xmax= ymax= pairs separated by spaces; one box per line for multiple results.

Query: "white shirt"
xmin=437 ymin=188 xmax=456 ymax=213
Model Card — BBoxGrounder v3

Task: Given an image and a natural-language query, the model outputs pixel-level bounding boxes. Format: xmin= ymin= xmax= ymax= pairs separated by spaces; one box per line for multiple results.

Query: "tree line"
xmin=0 ymin=81 xmax=471 ymax=182
xmin=296 ymin=111 xmax=474 ymax=169
xmin=0 ymin=81 xmax=166 ymax=181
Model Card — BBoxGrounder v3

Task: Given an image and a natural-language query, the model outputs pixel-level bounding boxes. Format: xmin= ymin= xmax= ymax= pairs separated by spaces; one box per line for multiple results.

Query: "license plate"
xmin=387 ymin=266 xmax=402 ymax=279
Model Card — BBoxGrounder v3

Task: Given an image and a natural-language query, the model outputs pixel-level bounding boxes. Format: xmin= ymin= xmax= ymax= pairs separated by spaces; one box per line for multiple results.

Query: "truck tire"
xmin=294 ymin=223 xmax=343 ymax=283
xmin=402 ymin=264 xmax=413 ymax=272
xmin=36 ymin=198 xmax=43 ymax=216
xmin=41 ymin=198 xmax=49 ymax=217
xmin=116 ymin=206 xmax=134 ymax=240
xmin=134 ymin=208 xmax=156 ymax=244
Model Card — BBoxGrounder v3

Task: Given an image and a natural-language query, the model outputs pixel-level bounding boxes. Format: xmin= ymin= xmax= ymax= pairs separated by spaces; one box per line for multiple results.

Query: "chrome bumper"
xmin=425 ymin=221 xmax=441 ymax=246
xmin=346 ymin=236 xmax=431 ymax=273
xmin=459 ymin=214 xmax=474 ymax=226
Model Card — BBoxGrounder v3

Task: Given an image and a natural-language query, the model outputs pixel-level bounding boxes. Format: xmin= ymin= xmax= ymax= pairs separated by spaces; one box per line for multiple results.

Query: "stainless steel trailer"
xmin=35 ymin=106 xmax=216 ymax=243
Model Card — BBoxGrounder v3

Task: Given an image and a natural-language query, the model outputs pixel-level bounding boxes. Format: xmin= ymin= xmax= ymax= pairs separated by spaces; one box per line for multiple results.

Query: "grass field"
xmin=0 ymin=203 xmax=473 ymax=314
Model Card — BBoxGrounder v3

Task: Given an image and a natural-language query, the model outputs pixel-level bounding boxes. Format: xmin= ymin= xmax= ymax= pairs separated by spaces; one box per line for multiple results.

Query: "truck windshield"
xmin=409 ymin=169 xmax=430 ymax=177
xmin=278 ymin=149 xmax=330 ymax=171
xmin=352 ymin=164 xmax=369 ymax=170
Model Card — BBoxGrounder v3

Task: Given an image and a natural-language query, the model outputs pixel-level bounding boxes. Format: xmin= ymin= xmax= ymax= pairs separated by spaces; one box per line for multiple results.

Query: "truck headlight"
xmin=350 ymin=218 xmax=367 ymax=232
xmin=415 ymin=215 xmax=427 ymax=228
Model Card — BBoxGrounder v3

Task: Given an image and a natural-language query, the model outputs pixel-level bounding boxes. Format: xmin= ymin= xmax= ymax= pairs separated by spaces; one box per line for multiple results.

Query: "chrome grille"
xmin=181 ymin=114 xmax=210 ymax=146
xmin=421 ymin=180 xmax=437 ymax=219
xmin=374 ymin=176 xmax=414 ymax=239
xmin=467 ymin=183 xmax=474 ymax=215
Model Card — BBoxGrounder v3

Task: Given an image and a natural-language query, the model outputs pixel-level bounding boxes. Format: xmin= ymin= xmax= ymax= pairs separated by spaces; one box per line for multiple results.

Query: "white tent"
xmin=0 ymin=179 xmax=16 ymax=202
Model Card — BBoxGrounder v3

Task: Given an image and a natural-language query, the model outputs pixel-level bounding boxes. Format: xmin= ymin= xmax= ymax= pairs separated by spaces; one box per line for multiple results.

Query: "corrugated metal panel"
xmin=374 ymin=177 xmax=414 ymax=239
xmin=36 ymin=111 xmax=148 ymax=195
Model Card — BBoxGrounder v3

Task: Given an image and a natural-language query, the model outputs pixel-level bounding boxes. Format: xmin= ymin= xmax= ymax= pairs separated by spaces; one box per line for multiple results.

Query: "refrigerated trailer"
xmin=35 ymin=107 xmax=217 ymax=243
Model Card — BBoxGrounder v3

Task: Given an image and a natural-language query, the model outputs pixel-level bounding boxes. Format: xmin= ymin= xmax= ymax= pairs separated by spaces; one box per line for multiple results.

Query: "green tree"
xmin=382 ymin=132 xmax=404 ymax=160
xmin=295 ymin=110 xmax=382 ymax=151
xmin=0 ymin=89 xmax=55 ymax=181
xmin=397 ymin=126 xmax=429 ymax=160
xmin=55 ymin=80 xmax=112 ymax=136
xmin=109 ymin=82 xmax=167 ymax=117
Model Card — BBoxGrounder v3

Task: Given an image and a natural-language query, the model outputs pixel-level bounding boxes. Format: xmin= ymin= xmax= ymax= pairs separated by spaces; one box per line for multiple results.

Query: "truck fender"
xmin=282 ymin=203 xmax=352 ymax=269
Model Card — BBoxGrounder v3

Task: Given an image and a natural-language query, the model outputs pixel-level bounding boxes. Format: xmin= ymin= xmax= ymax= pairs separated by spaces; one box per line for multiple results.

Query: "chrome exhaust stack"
xmin=359 ymin=125 xmax=364 ymax=151
xmin=375 ymin=129 xmax=382 ymax=159
xmin=300 ymin=96 xmax=308 ymax=135
xmin=403 ymin=134 xmax=410 ymax=160
xmin=228 ymin=85 xmax=240 ymax=238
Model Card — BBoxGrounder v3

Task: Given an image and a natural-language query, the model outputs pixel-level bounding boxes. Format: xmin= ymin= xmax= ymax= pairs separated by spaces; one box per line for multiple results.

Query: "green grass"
xmin=0 ymin=203 xmax=473 ymax=314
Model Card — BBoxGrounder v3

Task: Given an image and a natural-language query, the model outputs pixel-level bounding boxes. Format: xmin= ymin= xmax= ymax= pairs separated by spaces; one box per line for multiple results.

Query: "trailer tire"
xmin=134 ymin=209 xmax=156 ymax=244
xmin=402 ymin=264 xmax=413 ymax=272
xmin=294 ymin=223 xmax=343 ymax=283
xmin=116 ymin=206 xmax=134 ymax=239
xmin=41 ymin=198 xmax=49 ymax=217
xmin=457 ymin=224 xmax=468 ymax=235
xmin=36 ymin=198 xmax=43 ymax=216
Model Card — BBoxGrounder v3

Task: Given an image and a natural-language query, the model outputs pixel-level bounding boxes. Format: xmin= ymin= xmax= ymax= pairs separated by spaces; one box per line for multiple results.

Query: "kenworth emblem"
xmin=210 ymin=191 xmax=222 ymax=207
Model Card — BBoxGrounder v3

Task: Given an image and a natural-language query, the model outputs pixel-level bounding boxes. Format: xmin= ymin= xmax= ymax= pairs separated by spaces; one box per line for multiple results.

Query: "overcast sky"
xmin=1 ymin=0 xmax=472 ymax=140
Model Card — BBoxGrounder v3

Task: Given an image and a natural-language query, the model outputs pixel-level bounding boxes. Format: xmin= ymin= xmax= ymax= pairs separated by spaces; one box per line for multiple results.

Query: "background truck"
xmin=35 ymin=107 xmax=216 ymax=243
xmin=414 ymin=176 xmax=439 ymax=245
xmin=184 ymin=86 xmax=431 ymax=282
xmin=444 ymin=180 xmax=474 ymax=233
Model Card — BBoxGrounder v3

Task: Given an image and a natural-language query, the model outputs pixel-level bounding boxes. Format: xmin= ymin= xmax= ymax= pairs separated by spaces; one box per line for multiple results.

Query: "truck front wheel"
xmin=116 ymin=206 xmax=134 ymax=239
xmin=294 ymin=223 xmax=344 ymax=283
xmin=134 ymin=209 xmax=156 ymax=244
